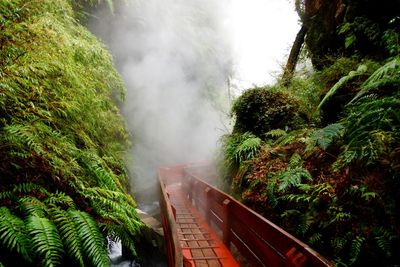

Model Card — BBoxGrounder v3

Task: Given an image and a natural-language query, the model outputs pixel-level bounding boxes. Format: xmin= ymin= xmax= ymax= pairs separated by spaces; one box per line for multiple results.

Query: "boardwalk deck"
xmin=159 ymin=164 xmax=333 ymax=267
xmin=167 ymin=183 xmax=239 ymax=267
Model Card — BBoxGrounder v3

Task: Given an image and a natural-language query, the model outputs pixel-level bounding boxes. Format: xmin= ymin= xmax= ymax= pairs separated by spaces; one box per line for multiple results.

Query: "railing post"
xmin=222 ymin=198 xmax=231 ymax=248
xmin=205 ymin=187 xmax=211 ymax=223
xmin=193 ymin=180 xmax=199 ymax=208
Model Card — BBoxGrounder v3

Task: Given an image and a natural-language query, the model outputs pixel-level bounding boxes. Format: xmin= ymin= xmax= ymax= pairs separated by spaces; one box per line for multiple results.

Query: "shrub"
xmin=231 ymin=88 xmax=306 ymax=138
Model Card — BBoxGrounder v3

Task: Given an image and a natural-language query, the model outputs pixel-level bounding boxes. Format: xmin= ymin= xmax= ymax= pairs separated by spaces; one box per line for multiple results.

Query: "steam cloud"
xmin=90 ymin=0 xmax=233 ymax=192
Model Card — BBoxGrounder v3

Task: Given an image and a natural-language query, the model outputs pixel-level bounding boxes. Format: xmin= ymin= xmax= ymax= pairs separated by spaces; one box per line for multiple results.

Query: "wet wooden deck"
xmin=166 ymin=183 xmax=239 ymax=267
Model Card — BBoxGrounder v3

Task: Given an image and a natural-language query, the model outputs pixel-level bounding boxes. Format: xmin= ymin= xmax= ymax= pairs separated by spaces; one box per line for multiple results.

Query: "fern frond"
xmin=331 ymin=235 xmax=349 ymax=253
xmin=352 ymin=57 xmax=400 ymax=101
xmin=18 ymin=197 xmax=47 ymax=218
xmin=373 ymin=227 xmax=395 ymax=257
xmin=44 ymin=192 xmax=75 ymax=208
xmin=68 ymin=210 xmax=109 ymax=267
xmin=266 ymin=129 xmax=287 ymax=138
xmin=309 ymin=233 xmax=323 ymax=246
xmin=310 ymin=123 xmax=345 ymax=150
xmin=349 ymin=236 xmax=365 ymax=264
xmin=27 ymin=216 xmax=64 ymax=267
xmin=0 ymin=207 xmax=32 ymax=262
xmin=50 ymin=207 xmax=84 ymax=266
xmin=12 ymin=183 xmax=48 ymax=195
xmin=318 ymin=64 xmax=368 ymax=110
xmin=235 ymin=134 xmax=262 ymax=162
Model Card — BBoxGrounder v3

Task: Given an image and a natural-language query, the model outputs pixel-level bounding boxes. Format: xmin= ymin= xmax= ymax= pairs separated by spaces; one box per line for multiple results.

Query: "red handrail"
xmin=158 ymin=167 xmax=183 ymax=267
xmin=159 ymin=164 xmax=334 ymax=267
xmin=182 ymin=166 xmax=333 ymax=267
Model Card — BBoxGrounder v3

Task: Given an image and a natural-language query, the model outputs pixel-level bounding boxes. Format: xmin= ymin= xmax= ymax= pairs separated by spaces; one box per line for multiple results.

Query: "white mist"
xmin=90 ymin=0 xmax=233 ymax=192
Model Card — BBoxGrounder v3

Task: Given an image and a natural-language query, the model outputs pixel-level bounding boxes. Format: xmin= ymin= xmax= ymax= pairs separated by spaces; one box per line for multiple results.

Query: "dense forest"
xmin=221 ymin=0 xmax=400 ymax=266
xmin=0 ymin=1 xmax=144 ymax=266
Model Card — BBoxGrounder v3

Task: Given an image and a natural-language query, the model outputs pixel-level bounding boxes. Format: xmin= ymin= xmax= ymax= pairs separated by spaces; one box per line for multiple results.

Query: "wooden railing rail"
xmin=182 ymin=167 xmax=333 ymax=267
xmin=158 ymin=167 xmax=183 ymax=267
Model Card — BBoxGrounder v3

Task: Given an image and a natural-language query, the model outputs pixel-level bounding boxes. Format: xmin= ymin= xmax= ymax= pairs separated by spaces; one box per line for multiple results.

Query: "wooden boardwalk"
xmin=159 ymin=164 xmax=333 ymax=267
xmin=167 ymin=183 xmax=239 ymax=267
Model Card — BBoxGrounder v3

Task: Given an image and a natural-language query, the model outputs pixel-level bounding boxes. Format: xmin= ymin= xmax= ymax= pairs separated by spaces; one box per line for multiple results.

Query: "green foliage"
xmin=27 ymin=216 xmax=64 ymax=267
xmin=224 ymin=54 xmax=400 ymax=266
xmin=0 ymin=0 xmax=143 ymax=266
xmin=69 ymin=210 xmax=109 ymax=267
xmin=309 ymin=123 xmax=344 ymax=150
xmin=222 ymin=133 xmax=262 ymax=167
xmin=231 ymin=87 xmax=305 ymax=138
xmin=0 ymin=207 xmax=32 ymax=262
xmin=50 ymin=207 xmax=85 ymax=266
xmin=335 ymin=95 xmax=400 ymax=168
xmin=352 ymin=57 xmax=400 ymax=102
xmin=276 ymin=154 xmax=312 ymax=192
xmin=318 ymin=64 xmax=368 ymax=110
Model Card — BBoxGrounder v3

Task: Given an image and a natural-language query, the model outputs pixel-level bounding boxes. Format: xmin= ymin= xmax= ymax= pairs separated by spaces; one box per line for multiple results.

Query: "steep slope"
xmin=0 ymin=1 xmax=143 ymax=266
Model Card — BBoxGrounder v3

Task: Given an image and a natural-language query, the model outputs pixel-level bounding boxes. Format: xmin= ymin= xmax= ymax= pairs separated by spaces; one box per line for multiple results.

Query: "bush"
xmin=231 ymin=88 xmax=306 ymax=138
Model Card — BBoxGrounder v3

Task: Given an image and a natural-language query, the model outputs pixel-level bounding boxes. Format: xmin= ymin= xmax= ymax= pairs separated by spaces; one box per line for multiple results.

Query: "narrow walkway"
xmin=166 ymin=184 xmax=239 ymax=267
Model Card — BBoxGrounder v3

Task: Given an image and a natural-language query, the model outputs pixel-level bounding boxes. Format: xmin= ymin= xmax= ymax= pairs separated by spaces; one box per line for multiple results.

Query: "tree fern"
xmin=27 ymin=216 xmax=64 ymax=267
xmin=68 ymin=209 xmax=109 ymax=267
xmin=0 ymin=207 xmax=32 ymax=262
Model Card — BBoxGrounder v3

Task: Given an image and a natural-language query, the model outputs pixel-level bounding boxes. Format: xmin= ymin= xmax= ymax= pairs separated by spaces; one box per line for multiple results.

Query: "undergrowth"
xmin=220 ymin=53 xmax=400 ymax=265
xmin=0 ymin=1 xmax=143 ymax=266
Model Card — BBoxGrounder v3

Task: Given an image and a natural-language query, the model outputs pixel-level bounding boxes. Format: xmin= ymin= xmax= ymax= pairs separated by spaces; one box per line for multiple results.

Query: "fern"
xmin=310 ymin=123 xmax=345 ymax=150
xmin=0 ymin=207 xmax=32 ymax=262
xmin=349 ymin=236 xmax=365 ymax=264
xmin=266 ymin=129 xmax=287 ymax=139
xmin=234 ymin=134 xmax=262 ymax=162
xmin=18 ymin=197 xmax=48 ymax=218
xmin=223 ymin=132 xmax=262 ymax=168
xmin=276 ymin=154 xmax=312 ymax=192
xmin=102 ymin=223 xmax=137 ymax=257
xmin=50 ymin=207 xmax=85 ymax=266
xmin=352 ymin=57 xmax=400 ymax=102
xmin=309 ymin=233 xmax=323 ymax=246
xmin=68 ymin=210 xmax=109 ymax=267
xmin=27 ymin=216 xmax=64 ymax=267
xmin=12 ymin=183 xmax=48 ymax=195
xmin=318 ymin=64 xmax=368 ymax=110
xmin=331 ymin=235 xmax=350 ymax=253
xmin=44 ymin=192 xmax=75 ymax=208
xmin=373 ymin=227 xmax=395 ymax=257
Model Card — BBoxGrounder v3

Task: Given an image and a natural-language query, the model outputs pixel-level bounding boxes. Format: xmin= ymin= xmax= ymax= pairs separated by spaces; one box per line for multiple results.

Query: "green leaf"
xmin=68 ymin=210 xmax=109 ymax=267
xmin=27 ymin=216 xmax=64 ymax=267
xmin=0 ymin=207 xmax=32 ymax=262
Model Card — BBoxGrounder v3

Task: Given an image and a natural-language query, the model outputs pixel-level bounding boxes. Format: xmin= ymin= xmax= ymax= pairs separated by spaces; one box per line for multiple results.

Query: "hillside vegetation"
xmin=220 ymin=1 xmax=400 ymax=266
xmin=0 ymin=1 xmax=143 ymax=266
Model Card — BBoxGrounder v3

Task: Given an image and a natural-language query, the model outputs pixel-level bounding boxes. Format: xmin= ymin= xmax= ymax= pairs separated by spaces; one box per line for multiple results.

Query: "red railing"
xmin=158 ymin=166 xmax=184 ymax=267
xmin=159 ymin=164 xmax=334 ymax=267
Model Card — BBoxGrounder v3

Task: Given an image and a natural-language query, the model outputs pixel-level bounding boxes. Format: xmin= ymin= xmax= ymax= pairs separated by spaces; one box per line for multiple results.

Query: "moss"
xmin=231 ymin=87 xmax=307 ymax=138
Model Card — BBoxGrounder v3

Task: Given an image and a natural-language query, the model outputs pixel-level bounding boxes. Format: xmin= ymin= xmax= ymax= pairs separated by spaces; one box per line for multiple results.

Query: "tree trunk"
xmin=281 ymin=25 xmax=307 ymax=86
